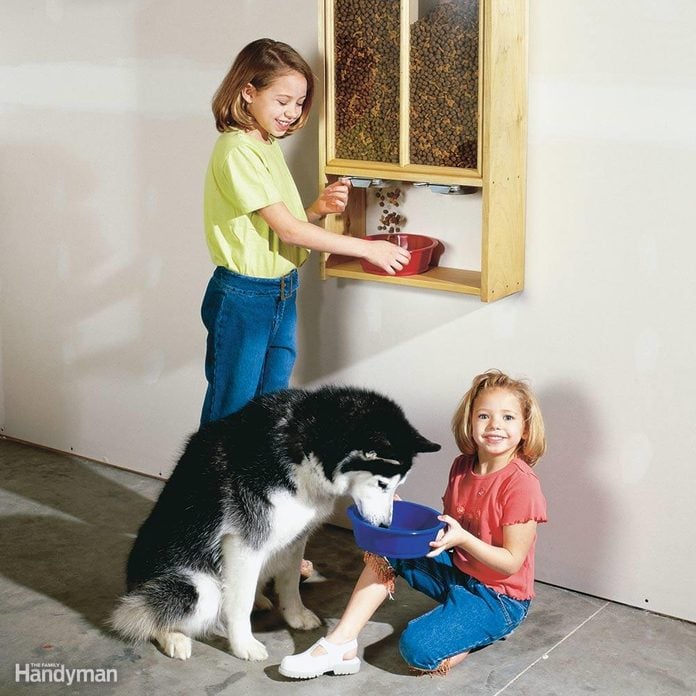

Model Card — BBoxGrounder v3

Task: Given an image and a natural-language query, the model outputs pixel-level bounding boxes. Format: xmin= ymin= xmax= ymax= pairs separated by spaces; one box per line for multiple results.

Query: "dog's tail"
xmin=110 ymin=573 xmax=204 ymax=642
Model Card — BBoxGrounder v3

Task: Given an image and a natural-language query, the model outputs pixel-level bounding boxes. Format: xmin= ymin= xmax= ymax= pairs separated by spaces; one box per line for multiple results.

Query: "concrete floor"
xmin=1 ymin=437 xmax=694 ymax=696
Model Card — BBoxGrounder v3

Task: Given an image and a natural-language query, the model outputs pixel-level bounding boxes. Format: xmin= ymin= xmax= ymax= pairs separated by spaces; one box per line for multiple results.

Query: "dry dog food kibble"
xmin=334 ymin=0 xmax=401 ymax=163
xmin=333 ymin=0 xmax=479 ymax=170
xmin=410 ymin=1 xmax=479 ymax=169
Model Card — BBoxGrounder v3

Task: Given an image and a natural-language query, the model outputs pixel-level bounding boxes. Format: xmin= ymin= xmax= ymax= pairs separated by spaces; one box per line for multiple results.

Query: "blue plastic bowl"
xmin=347 ymin=500 xmax=445 ymax=559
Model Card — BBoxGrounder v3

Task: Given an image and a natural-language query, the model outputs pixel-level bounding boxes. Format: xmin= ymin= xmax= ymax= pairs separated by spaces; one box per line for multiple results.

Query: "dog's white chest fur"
xmin=265 ymin=492 xmax=325 ymax=549
xmin=262 ymin=455 xmax=336 ymax=549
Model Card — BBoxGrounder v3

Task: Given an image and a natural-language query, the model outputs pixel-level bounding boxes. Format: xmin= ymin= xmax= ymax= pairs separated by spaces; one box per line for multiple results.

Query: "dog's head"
xmin=305 ymin=387 xmax=441 ymax=527
xmin=339 ymin=440 xmax=438 ymax=527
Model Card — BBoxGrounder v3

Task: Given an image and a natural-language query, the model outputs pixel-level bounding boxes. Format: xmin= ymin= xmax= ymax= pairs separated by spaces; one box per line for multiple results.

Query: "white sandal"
xmin=279 ymin=637 xmax=360 ymax=679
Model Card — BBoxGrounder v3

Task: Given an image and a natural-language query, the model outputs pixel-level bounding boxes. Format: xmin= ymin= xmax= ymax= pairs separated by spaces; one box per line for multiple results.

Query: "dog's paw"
xmin=254 ymin=592 xmax=273 ymax=611
xmin=283 ymin=607 xmax=322 ymax=630
xmin=156 ymin=631 xmax=192 ymax=660
xmin=229 ymin=636 xmax=268 ymax=661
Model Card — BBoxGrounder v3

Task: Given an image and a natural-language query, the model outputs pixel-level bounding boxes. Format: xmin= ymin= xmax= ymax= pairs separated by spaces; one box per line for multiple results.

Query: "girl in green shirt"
xmin=200 ymin=38 xmax=409 ymax=425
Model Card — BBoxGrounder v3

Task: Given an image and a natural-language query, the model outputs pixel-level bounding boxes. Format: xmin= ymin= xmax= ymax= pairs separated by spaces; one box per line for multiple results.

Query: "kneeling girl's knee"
xmin=398 ymin=620 xmax=443 ymax=673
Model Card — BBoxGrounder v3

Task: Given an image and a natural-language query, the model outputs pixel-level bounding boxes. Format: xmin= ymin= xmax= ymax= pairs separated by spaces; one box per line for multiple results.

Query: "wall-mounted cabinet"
xmin=318 ymin=0 xmax=527 ymax=301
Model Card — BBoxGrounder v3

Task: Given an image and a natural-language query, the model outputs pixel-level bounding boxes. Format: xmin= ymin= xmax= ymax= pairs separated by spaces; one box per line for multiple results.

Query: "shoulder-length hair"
xmin=451 ymin=369 xmax=547 ymax=465
xmin=211 ymin=38 xmax=314 ymax=136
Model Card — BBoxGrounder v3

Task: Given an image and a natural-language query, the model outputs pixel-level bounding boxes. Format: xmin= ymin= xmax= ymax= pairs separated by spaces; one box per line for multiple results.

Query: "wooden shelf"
xmin=323 ymin=161 xmax=484 ymax=188
xmin=324 ymin=258 xmax=482 ymax=295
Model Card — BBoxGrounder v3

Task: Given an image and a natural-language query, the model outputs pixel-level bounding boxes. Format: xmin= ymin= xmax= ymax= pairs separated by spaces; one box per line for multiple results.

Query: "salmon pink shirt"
xmin=442 ymin=455 xmax=547 ymax=600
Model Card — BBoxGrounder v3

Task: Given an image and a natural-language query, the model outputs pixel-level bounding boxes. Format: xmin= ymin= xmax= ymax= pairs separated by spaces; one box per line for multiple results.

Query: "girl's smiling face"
xmin=471 ymin=388 xmax=526 ymax=466
xmin=242 ymin=70 xmax=307 ymax=141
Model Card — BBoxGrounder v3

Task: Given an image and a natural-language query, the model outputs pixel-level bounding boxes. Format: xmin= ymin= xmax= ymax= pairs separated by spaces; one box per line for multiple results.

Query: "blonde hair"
xmin=212 ymin=38 xmax=314 ymax=135
xmin=451 ymin=369 xmax=547 ymax=466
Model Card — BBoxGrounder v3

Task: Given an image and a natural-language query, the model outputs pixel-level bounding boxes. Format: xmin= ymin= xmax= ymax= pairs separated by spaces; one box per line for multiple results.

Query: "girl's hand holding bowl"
xmin=426 ymin=514 xmax=467 ymax=558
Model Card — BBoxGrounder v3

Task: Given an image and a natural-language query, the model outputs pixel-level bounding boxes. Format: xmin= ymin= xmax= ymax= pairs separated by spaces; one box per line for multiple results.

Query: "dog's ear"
xmin=413 ymin=431 xmax=441 ymax=453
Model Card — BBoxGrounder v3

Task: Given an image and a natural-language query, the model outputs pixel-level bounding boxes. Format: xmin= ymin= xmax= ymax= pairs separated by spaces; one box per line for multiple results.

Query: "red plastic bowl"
xmin=360 ymin=233 xmax=439 ymax=276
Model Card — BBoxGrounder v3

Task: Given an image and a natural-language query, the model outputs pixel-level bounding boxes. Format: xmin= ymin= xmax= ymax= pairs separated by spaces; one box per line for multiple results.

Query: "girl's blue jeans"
xmin=387 ymin=551 xmax=530 ymax=671
xmin=200 ymin=266 xmax=298 ymax=425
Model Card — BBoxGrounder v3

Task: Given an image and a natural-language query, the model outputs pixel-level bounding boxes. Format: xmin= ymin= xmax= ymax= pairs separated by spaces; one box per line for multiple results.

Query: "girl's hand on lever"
xmin=306 ymin=179 xmax=351 ymax=220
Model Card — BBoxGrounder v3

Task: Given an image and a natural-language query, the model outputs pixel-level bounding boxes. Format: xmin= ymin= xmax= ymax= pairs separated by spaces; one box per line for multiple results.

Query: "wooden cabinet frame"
xmin=318 ymin=0 xmax=527 ymax=301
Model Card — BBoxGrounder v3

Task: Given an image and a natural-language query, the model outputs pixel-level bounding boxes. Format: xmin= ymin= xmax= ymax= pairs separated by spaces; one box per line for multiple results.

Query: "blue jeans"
xmin=388 ymin=552 xmax=530 ymax=671
xmin=200 ymin=266 xmax=298 ymax=425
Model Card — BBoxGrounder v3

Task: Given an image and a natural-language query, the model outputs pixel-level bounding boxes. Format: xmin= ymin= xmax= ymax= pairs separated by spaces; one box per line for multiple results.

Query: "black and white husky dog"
xmin=111 ymin=386 xmax=440 ymax=662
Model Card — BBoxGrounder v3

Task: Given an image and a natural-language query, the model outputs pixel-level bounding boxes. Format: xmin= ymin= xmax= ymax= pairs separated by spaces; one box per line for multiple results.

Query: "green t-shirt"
xmin=203 ymin=130 xmax=310 ymax=278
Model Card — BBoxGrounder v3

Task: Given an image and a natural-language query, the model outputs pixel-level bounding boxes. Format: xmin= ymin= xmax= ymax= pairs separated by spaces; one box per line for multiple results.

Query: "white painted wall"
xmin=1 ymin=1 xmax=694 ymax=623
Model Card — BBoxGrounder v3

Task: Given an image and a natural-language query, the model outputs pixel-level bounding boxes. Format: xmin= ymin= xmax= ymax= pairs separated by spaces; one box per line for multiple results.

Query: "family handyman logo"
xmin=15 ymin=662 xmax=118 ymax=685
